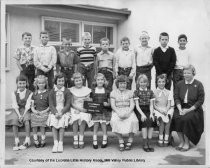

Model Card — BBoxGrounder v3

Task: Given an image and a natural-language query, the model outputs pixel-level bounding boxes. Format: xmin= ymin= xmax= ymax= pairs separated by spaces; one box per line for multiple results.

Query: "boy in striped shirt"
xmin=77 ymin=32 xmax=97 ymax=88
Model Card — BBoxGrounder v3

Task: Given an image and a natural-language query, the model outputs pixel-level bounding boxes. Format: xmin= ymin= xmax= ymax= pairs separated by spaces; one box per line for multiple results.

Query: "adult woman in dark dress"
xmin=172 ymin=64 xmax=204 ymax=151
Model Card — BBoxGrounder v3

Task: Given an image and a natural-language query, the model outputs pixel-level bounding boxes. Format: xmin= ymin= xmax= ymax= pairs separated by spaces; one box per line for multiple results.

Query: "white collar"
xmin=157 ymin=87 xmax=167 ymax=97
xmin=38 ymin=89 xmax=47 ymax=94
xmin=160 ymin=45 xmax=169 ymax=52
xmin=185 ymin=78 xmax=194 ymax=84
xmin=139 ymin=87 xmax=147 ymax=91
xmin=17 ymin=88 xmax=26 ymax=94
xmin=54 ymin=85 xmax=65 ymax=92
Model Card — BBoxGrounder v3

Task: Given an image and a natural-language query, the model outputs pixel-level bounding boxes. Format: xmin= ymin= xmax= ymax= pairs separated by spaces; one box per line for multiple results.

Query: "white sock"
xmin=128 ymin=137 xmax=133 ymax=143
xmin=15 ymin=138 xmax=20 ymax=144
xmin=164 ymin=134 xmax=169 ymax=141
xmin=159 ymin=134 xmax=163 ymax=140
xmin=119 ymin=139 xmax=124 ymax=144
xmin=93 ymin=135 xmax=97 ymax=141
xmin=41 ymin=135 xmax=46 ymax=140
xmin=59 ymin=141 xmax=63 ymax=145
xmin=33 ymin=134 xmax=38 ymax=140
xmin=73 ymin=135 xmax=78 ymax=141
xmin=25 ymin=136 xmax=30 ymax=143
xmin=79 ymin=135 xmax=84 ymax=142
xmin=54 ymin=140 xmax=58 ymax=146
xmin=103 ymin=135 xmax=107 ymax=141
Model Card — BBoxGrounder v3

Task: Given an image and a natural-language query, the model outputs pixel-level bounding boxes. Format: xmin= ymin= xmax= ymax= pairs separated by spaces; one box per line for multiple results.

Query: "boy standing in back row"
xmin=34 ymin=31 xmax=57 ymax=89
xmin=77 ymin=32 xmax=97 ymax=88
xmin=153 ymin=32 xmax=176 ymax=90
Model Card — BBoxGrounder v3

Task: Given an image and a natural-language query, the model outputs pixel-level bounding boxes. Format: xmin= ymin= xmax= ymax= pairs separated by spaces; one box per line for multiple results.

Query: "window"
xmin=42 ymin=16 xmax=116 ymax=48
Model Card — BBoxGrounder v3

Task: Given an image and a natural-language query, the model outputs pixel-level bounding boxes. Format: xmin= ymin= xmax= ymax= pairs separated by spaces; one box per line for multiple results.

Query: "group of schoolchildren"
xmin=6 ymin=30 xmax=191 ymax=153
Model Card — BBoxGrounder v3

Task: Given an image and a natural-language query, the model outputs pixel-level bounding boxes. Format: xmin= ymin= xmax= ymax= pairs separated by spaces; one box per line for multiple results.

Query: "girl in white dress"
xmin=69 ymin=72 xmax=92 ymax=149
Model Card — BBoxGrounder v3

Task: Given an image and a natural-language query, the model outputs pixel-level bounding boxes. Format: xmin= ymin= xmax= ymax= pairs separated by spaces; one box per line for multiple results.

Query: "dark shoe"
xmin=93 ymin=140 xmax=98 ymax=149
xmin=79 ymin=141 xmax=84 ymax=149
xmin=119 ymin=143 xmax=125 ymax=151
xmin=101 ymin=140 xmax=108 ymax=148
xmin=40 ymin=139 xmax=46 ymax=148
xmin=34 ymin=138 xmax=40 ymax=148
xmin=73 ymin=140 xmax=79 ymax=149
xmin=163 ymin=140 xmax=169 ymax=147
xmin=125 ymin=142 xmax=132 ymax=150
xmin=148 ymin=147 xmax=154 ymax=152
xmin=175 ymin=146 xmax=182 ymax=151
xmin=143 ymin=145 xmax=150 ymax=152
xmin=158 ymin=139 xmax=164 ymax=147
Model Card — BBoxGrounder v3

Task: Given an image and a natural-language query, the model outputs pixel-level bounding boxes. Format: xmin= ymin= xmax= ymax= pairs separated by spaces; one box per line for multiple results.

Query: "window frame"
xmin=41 ymin=16 xmax=117 ymax=48
xmin=5 ymin=13 xmax=10 ymax=71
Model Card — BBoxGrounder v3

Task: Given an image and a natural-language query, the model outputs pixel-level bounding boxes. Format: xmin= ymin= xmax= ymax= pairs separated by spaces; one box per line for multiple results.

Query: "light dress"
xmin=69 ymin=86 xmax=93 ymax=127
xmin=110 ymin=89 xmax=139 ymax=134
xmin=153 ymin=88 xmax=174 ymax=123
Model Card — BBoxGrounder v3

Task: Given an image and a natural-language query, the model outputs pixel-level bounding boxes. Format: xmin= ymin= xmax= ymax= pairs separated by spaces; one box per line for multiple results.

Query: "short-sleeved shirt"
xmin=57 ymin=50 xmax=79 ymax=67
xmin=153 ymin=88 xmax=172 ymax=108
xmin=97 ymin=51 xmax=114 ymax=69
xmin=14 ymin=45 xmax=36 ymax=65
xmin=134 ymin=89 xmax=154 ymax=106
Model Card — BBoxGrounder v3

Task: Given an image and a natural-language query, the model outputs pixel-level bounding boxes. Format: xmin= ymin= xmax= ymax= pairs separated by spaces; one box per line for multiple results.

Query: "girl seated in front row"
xmin=134 ymin=74 xmax=156 ymax=152
xmin=6 ymin=75 xmax=33 ymax=150
xmin=31 ymin=75 xmax=50 ymax=148
xmin=90 ymin=73 xmax=111 ymax=149
xmin=153 ymin=74 xmax=174 ymax=147
xmin=69 ymin=72 xmax=92 ymax=149
xmin=48 ymin=73 xmax=71 ymax=153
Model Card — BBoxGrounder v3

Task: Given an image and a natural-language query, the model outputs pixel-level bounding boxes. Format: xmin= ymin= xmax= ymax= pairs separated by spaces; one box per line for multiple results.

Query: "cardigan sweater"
xmin=49 ymin=88 xmax=71 ymax=114
xmin=153 ymin=46 xmax=176 ymax=75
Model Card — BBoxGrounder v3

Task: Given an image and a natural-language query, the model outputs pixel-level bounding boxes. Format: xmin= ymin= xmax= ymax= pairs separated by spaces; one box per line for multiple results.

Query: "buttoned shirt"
xmin=97 ymin=50 xmax=114 ymax=69
xmin=175 ymin=48 xmax=191 ymax=69
xmin=57 ymin=49 xmax=79 ymax=68
xmin=115 ymin=48 xmax=136 ymax=77
xmin=14 ymin=45 xmax=36 ymax=65
xmin=184 ymin=79 xmax=194 ymax=103
xmin=135 ymin=45 xmax=153 ymax=66
xmin=34 ymin=44 xmax=57 ymax=71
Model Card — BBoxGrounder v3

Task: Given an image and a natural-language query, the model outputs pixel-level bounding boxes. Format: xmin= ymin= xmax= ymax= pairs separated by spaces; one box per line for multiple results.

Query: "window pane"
xmin=84 ymin=24 xmax=92 ymax=36
xmin=93 ymin=26 xmax=106 ymax=44
xmin=61 ymin=22 xmax=79 ymax=43
xmin=107 ymin=27 xmax=113 ymax=44
xmin=44 ymin=20 xmax=60 ymax=41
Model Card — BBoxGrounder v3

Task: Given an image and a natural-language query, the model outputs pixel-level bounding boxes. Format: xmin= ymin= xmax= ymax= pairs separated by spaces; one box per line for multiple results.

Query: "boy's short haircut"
xmin=22 ymin=32 xmax=32 ymax=39
xmin=40 ymin=31 xmax=49 ymax=37
xmin=178 ymin=34 xmax=187 ymax=41
xmin=82 ymin=32 xmax=91 ymax=39
xmin=120 ymin=37 xmax=130 ymax=44
xmin=100 ymin=37 xmax=110 ymax=44
xmin=159 ymin=32 xmax=169 ymax=40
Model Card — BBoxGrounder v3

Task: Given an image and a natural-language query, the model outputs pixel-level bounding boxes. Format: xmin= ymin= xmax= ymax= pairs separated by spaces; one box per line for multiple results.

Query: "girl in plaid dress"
xmin=31 ymin=75 xmax=50 ymax=148
xmin=90 ymin=73 xmax=111 ymax=149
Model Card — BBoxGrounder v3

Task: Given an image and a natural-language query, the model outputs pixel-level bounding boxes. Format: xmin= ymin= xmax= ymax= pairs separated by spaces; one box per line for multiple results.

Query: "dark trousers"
xmin=61 ymin=67 xmax=74 ymax=88
xmin=20 ymin=64 xmax=35 ymax=91
xmin=155 ymin=72 xmax=173 ymax=90
xmin=79 ymin=63 xmax=95 ymax=88
xmin=118 ymin=67 xmax=132 ymax=90
xmin=98 ymin=67 xmax=114 ymax=91
xmin=135 ymin=65 xmax=153 ymax=89
xmin=36 ymin=68 xmax=54 ymax=89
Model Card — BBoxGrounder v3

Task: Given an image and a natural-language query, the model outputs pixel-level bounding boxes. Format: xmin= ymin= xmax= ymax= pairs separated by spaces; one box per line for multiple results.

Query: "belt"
xmin=118 ymin=67 xmax=132 ymax=71
xmin=61 ymin=67 xmax=74 ymax=71
xmin=99 ymin=67 xmax=113 ymax=73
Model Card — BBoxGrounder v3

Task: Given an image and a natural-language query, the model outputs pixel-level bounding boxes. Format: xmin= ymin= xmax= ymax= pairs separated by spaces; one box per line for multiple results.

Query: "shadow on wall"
xmin=161 ymin=148 xmax=205 ymax=165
